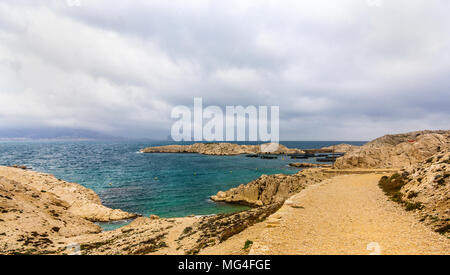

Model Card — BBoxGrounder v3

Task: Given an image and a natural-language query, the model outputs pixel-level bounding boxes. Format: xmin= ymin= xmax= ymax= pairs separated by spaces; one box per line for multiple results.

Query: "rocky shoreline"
xmin=0 ymin=166 xmax=139 ymax=254
xmin=0 ymin=165 xmax=286 ymax=255
xmin=288 ymin=162 xmax=332 ymax=168
xmin=0 ymin=165 xmax=285 ymax=254
xmin=210 ymin=168 xmax=333 ymax=206
xmin=1 ymin=130 xmax=448 ymax=254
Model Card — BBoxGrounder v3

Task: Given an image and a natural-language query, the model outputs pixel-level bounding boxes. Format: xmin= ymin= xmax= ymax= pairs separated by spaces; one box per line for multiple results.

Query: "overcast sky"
xmin=0 ymin=0 xmax=449 ymax=140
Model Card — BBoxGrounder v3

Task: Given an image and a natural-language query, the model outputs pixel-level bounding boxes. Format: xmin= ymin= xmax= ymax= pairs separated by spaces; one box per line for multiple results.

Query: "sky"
xmin=0 ymin=0 xmax=449 ymax=141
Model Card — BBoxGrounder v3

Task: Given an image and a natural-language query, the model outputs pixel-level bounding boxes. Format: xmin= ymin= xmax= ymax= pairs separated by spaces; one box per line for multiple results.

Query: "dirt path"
xmin=203 ymin=173 xmax=450 ymax=255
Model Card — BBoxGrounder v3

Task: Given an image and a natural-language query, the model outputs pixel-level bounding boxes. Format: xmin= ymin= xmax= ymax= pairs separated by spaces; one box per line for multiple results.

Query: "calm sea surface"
xmin=0 ymin=140 xmax=365 ymax=230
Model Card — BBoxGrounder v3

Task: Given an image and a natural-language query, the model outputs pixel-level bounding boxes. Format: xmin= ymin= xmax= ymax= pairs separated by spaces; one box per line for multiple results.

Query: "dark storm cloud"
xmin=0 ymin=0 xmax=449 ymax=140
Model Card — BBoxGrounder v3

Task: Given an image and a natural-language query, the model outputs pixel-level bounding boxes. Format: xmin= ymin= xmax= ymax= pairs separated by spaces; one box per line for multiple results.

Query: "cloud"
xmin=0 ymin=0 xmax=449 ymax=140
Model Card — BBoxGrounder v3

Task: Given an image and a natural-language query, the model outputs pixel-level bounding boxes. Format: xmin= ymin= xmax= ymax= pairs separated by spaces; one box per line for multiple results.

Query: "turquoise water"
xmin=0 ymin=140 xmax=365 ymax=230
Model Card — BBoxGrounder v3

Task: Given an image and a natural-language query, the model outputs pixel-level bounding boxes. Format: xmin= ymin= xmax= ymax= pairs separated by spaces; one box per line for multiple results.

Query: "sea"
xmin=0 ymin=140 xmax=365 ymax=230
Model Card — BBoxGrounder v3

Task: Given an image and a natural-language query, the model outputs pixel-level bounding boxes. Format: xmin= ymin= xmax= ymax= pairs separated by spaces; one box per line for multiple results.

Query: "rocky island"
xmin=140 ymin=142 xmax=305 ymax=155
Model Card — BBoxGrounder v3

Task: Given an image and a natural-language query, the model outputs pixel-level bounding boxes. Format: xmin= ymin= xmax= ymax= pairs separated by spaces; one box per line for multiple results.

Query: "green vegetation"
xmin=405 ymin=202 xmax=423 ymax=211
xmin=182 ymin=226 xmax=193 ymax=235
xmin=80 ymin=240 xmax=112 ymax=251
xmin=378 ymin=174 xmax=406 ymax=203
xmin=378 ymin=173 xmax=423 ymax=212
xmin=243 ymin=240 xmax=253 ymax=250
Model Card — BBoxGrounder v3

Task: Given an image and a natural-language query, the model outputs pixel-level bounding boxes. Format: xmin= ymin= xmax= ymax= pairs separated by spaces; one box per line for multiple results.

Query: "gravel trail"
xmin=248 ymin=173 xmax=449 ymax=255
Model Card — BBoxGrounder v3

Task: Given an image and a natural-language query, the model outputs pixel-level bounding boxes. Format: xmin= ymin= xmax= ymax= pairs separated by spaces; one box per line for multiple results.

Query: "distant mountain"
xmin=0 ymin=128 xmax=123 ymax=141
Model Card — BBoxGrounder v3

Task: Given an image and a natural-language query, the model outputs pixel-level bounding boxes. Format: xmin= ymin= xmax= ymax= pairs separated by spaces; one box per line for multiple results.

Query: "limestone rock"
xmin=211 ymin=168 xmax=332 ymax=206
xmin=61 ymin=203 xmax=282 ymax=255
xmin=399 ymin=151 xmax=449 ymax=234
xmin=183 ymin=203 xmax=283 ymax=254
xmin=0 ymin=166 xmax=137 ymax=223
xmin=321 ymin=144 xmax=359 ymax=153
xmin=0 ymin=175 xmax=101 ymax=254
xmin=334 ymin=130 xmax=450 ymax=169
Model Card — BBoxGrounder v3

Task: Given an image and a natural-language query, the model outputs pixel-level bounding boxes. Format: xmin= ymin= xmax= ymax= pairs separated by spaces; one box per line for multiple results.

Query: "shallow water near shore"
xmin=0 ymin=140 xmax=365 ymax=230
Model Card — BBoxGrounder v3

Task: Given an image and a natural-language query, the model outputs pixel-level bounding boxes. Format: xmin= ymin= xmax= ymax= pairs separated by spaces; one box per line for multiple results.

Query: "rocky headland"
xmin=334 ymin=130 xmax=449 ymax=169
xmin=0 ymin=167 xmax=137 ymax=222
xmin=211 ymin=168 xmax=333 ymax=206
xmin=140 ymin=142 xmax=305 ymax=156
xmin=320 ymin=143 xmax=359 ymax=153
xmin=0 ymin=166 xmax=138 ymax=254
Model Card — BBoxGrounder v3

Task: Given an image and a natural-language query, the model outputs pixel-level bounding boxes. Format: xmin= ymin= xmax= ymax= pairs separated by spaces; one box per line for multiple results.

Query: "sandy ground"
xmin=202 ymin=173 xmax=450 ymax=255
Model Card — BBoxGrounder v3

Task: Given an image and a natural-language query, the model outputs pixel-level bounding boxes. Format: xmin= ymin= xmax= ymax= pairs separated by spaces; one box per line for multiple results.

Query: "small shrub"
xmin=379 ymin=174 xmax=426 ymax=212
xmin=435 ymin=224 xmax=450 ymax=234
xmin=405 ymin=202 xmax=423 ymax=211
xmin=243 ymin=240 xmax=253 ymax=250
xmin=182 ymin=226 xmax=193 ymax=235
xmin=378 ymin=173 xmax=406 ymax=202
